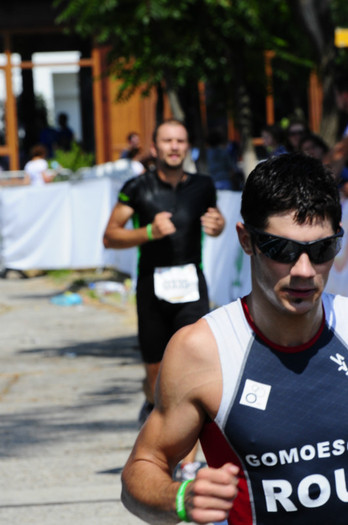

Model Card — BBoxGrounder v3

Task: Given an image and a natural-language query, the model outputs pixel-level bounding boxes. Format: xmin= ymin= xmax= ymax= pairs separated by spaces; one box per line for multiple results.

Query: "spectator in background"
xmin=56 ymin=112 xmax=74 ymax=151
xmin=285 ymin=117 xmax=309 ymax=153
xmin=120 ymin=132 xmax=141 ymax=160
xmin=112 ymin=146 xmax=145 ymax=182
xmin=24 ymin=144 xmax=55 ymax=186
xmin=261 ymin=123 xmax=287 ymax=158
xmin=335 ymin=72 xmax=348 ymax=134
xmin=36 ymin=110 xmax=58 ymax=160
xmin=299 ymin=132 xmax=329 ymax=162
xmin=206 ymin=128 xmax=237 ymax=191
xmin=324 ymin=72 xmax=348 ymax=181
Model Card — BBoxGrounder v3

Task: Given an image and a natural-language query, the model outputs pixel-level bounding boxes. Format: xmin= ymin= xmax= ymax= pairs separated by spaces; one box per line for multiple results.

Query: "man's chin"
xmin=164 ymin=161 xmax=184 ymax=170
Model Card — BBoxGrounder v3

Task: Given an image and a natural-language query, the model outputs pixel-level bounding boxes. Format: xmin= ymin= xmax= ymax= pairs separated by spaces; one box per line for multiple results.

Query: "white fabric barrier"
xmin=326 ymin=198 xmax=348 ymax=295
xmin=0 ymin=178 xmax=125 ymax=271
xmin=0 ymin=179 xmax=346 ymax=305
xmin=203 ymin=190 xmax=251 ymax=304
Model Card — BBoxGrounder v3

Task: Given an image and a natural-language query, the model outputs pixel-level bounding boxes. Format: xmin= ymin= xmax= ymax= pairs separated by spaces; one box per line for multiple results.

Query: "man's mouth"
xmin=285 ymin=287 xmax=316 ymax=298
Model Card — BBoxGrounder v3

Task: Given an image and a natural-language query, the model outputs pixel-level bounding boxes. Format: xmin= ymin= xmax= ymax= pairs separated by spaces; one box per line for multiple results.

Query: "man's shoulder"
xmin=167 ymin=317 xmax=218 ymax=358
xmin=120 ymin=169 xmax=153 ymax=190
xmin=189 ymin=171 xmax=212 ymax=182
xmin=205 ymin=299 xmax=242 ymax=323
xmin=323 ymin=292 xmax=348 ymax=332
xmin=186 ymin=172 xmax=215 ymax=192
xmin=162 ymin=318 xmax=221 ymax=387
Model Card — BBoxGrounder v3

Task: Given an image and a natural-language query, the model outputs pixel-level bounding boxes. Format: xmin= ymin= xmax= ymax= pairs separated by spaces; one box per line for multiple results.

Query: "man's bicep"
xmin=135 ymin=405 xmax=202 ymax=473
xmin=154 ymin=322 xmax=221 ymax=456
xmin=106 ymin=202 xmax=134 ymax=228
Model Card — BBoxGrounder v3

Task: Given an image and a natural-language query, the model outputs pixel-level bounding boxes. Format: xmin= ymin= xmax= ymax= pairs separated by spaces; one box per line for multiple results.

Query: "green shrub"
xmin=50 ymin=141 xmax=95 ymax=177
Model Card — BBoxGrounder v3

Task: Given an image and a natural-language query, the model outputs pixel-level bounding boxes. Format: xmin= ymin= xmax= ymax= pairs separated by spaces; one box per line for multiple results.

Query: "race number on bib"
xmin=154 ymin=264 xmax=200 ymax=303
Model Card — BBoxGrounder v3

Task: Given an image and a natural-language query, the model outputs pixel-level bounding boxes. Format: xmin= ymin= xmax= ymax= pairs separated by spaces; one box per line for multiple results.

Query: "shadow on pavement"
xmin=16 ymin=335 xmax=140 ymax=360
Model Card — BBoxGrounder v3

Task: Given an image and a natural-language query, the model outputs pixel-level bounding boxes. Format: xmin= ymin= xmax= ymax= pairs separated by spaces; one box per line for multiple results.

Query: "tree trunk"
xmin=233 ymin=63 xmax=258 ymax=178
xmin=155 ymin=83 xmax=164 ymax=125
xmin=166 ymin=88 xmax=185 ymax=121
xmin=292 ymin=0 xmax=338 ymax=145
xmin=164 ymin=72 xmax=185 ymax=121
xmin=320 ymin=59 xmax=340 ymax=146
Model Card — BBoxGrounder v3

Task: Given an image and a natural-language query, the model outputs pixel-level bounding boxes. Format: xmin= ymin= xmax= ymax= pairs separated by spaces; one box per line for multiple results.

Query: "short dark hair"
xmin=30 ymin=144 xmax=47 ymax=159
xmin=152 ymin=119 xmax=187 ymax=144
xmin=127 ymin=132 xmax=139 ymax=142
xmin=241 ymin=153 xmax=341 ymax=231
xmin=261 ymin=123 xmax=285 ymax=144
xmin=299 ymin=133 xmax=329 ymax=154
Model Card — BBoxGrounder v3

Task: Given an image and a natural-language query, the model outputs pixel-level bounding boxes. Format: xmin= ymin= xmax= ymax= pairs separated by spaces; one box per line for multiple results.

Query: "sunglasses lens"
xmin=258 ymin=238 xmax=298 ymax=262
xmin=253 ymin=233 xmax=343 ymax=264
xmin=307 ymin=237 xmax=342 ymax=263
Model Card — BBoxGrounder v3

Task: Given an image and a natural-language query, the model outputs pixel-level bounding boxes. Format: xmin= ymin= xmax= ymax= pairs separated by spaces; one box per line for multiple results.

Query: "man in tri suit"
xmin=103 ymin=118 xmax=225 ymax=471
xmin=121 ymin=152 xmax=348 ymax=525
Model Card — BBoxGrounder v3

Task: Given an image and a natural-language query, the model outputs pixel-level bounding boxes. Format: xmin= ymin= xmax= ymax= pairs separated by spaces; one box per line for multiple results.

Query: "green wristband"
xmin=175 ymin=479 xmax=193 ymax=522
xmin=146 ymin=223 xmax=153 ymax=241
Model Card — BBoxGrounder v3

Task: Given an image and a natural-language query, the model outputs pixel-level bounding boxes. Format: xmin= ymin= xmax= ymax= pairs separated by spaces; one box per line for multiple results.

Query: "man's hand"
xmin=201 ymin=207 xmax=225 ymax=237
xmin=184 ymin=463 xmax=239 ymax=524
xmin=151 ymin=212 xmax=176 ymax=239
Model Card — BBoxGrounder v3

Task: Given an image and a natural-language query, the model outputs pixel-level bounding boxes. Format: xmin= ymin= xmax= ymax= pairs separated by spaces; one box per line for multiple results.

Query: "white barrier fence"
xmin=0 ymin=176 xmax=346 ymax=305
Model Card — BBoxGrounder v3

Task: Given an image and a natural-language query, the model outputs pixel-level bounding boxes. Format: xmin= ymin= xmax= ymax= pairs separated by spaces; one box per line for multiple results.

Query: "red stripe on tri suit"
xmin=200 ymin=420 xmax=253 ymax=525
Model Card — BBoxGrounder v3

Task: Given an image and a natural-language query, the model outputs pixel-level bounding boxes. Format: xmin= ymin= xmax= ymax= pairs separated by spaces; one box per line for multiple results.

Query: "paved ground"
xmin=0 ymin=271 xmax=147 ymax=525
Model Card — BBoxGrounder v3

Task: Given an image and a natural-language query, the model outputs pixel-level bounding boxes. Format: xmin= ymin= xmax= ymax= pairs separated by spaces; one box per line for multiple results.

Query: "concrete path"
xmin=0 ymin=273 xmax=146 ymax=525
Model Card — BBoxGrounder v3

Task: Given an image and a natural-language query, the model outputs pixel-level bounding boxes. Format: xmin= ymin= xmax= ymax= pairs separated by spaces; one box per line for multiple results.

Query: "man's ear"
xmin=236 ymin=222 xmax=253 ymax=255
xmin=150 ymin=143 xmax=157 ymax=158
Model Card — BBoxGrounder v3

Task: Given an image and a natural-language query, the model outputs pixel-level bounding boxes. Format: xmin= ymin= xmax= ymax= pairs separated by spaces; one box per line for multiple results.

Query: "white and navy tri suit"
xmin=200 ymin=293 xmax=348 ymax=524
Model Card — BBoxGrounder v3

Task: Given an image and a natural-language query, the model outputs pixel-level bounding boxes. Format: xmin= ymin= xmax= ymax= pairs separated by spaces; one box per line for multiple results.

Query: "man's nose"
xmin=290 ymin=252 xmax=316 ymax=278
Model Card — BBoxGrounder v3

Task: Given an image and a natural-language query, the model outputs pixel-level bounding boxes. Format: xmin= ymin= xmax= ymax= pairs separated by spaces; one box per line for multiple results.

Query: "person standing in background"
xmin=324 ymin=72 xmax=348 ymax=181
xmin=56 ymin=112 xmax=74 ymax=151
xmin=24 ymin=144 xmax=55 ymax=186
xmin=120 ymin=132 xmax=141 ymax=160
xmin=285 ymin=117 xmax=309 ymax=153
xmin=261 ymin=124 xmax=287 ymax=158
xmin=206 ymin=128 xmax=237 ymax=190
xmin=299 ymin=132 xmax=329 ymax=162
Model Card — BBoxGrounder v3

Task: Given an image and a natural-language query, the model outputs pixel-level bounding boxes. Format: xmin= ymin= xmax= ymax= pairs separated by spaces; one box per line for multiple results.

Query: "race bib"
xmin=154 ymin=264 xmax=200 ymax=303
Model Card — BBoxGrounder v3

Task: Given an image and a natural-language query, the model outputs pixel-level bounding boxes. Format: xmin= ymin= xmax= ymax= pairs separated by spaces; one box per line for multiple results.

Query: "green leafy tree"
xmin=291 ymin=0 xmax=348 ymax=144
xmin=55 ymin=0 xmax=348 ymax=166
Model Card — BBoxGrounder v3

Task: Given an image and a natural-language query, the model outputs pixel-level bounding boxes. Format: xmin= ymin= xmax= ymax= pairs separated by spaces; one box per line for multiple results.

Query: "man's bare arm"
xmin=103 ymin=202 xmax=176 ymax=249
xmin=201 ymin=207 xmax=225 ymax=237
xmin=121 ymin=320 xmax=239 ymax=524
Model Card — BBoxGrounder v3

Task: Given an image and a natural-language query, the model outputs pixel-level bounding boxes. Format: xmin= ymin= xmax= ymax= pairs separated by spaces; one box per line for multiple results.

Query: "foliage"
xmin=54 ymin=0 xmax=348 ymax=144
xmin=54 ymin=0 xmax=313 ymax=103
xmin=51 ymin=141 xmax=95 ymax=176
xmin=46 ymin=269 xmax=73 ymax=281
xmin=331 ymin=0 xmax=348 ymax=27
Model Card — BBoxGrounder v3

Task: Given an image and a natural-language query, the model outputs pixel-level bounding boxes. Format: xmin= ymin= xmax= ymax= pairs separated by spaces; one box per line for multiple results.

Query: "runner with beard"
xmin=103 ymin=118 xmax=225 ymax=476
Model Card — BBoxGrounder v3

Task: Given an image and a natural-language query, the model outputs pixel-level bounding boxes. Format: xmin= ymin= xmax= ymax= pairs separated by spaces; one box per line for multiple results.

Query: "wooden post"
xmin=91 ymin=45 xmax=106 ymax=164
xmin=3 ymin=32 xmax=19 ymax=170
xmin=264 ymin=50 xmax=275 ymax=126
xmin=308 ymin=70 xmax=322 ymax=134
xmin=198 ymin=81 xmax=207 ymax=133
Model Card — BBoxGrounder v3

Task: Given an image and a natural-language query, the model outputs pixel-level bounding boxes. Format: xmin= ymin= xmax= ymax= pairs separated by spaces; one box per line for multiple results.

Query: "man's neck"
xmin=245 ymin=293 xmax=324 ymax=348
xmin=157 ymin=166 xmax=186 ymax=188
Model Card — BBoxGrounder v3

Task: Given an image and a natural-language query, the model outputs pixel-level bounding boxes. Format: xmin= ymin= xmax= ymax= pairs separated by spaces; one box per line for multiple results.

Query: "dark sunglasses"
xmin=246 ymin=225 xmax=344 ymax=264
